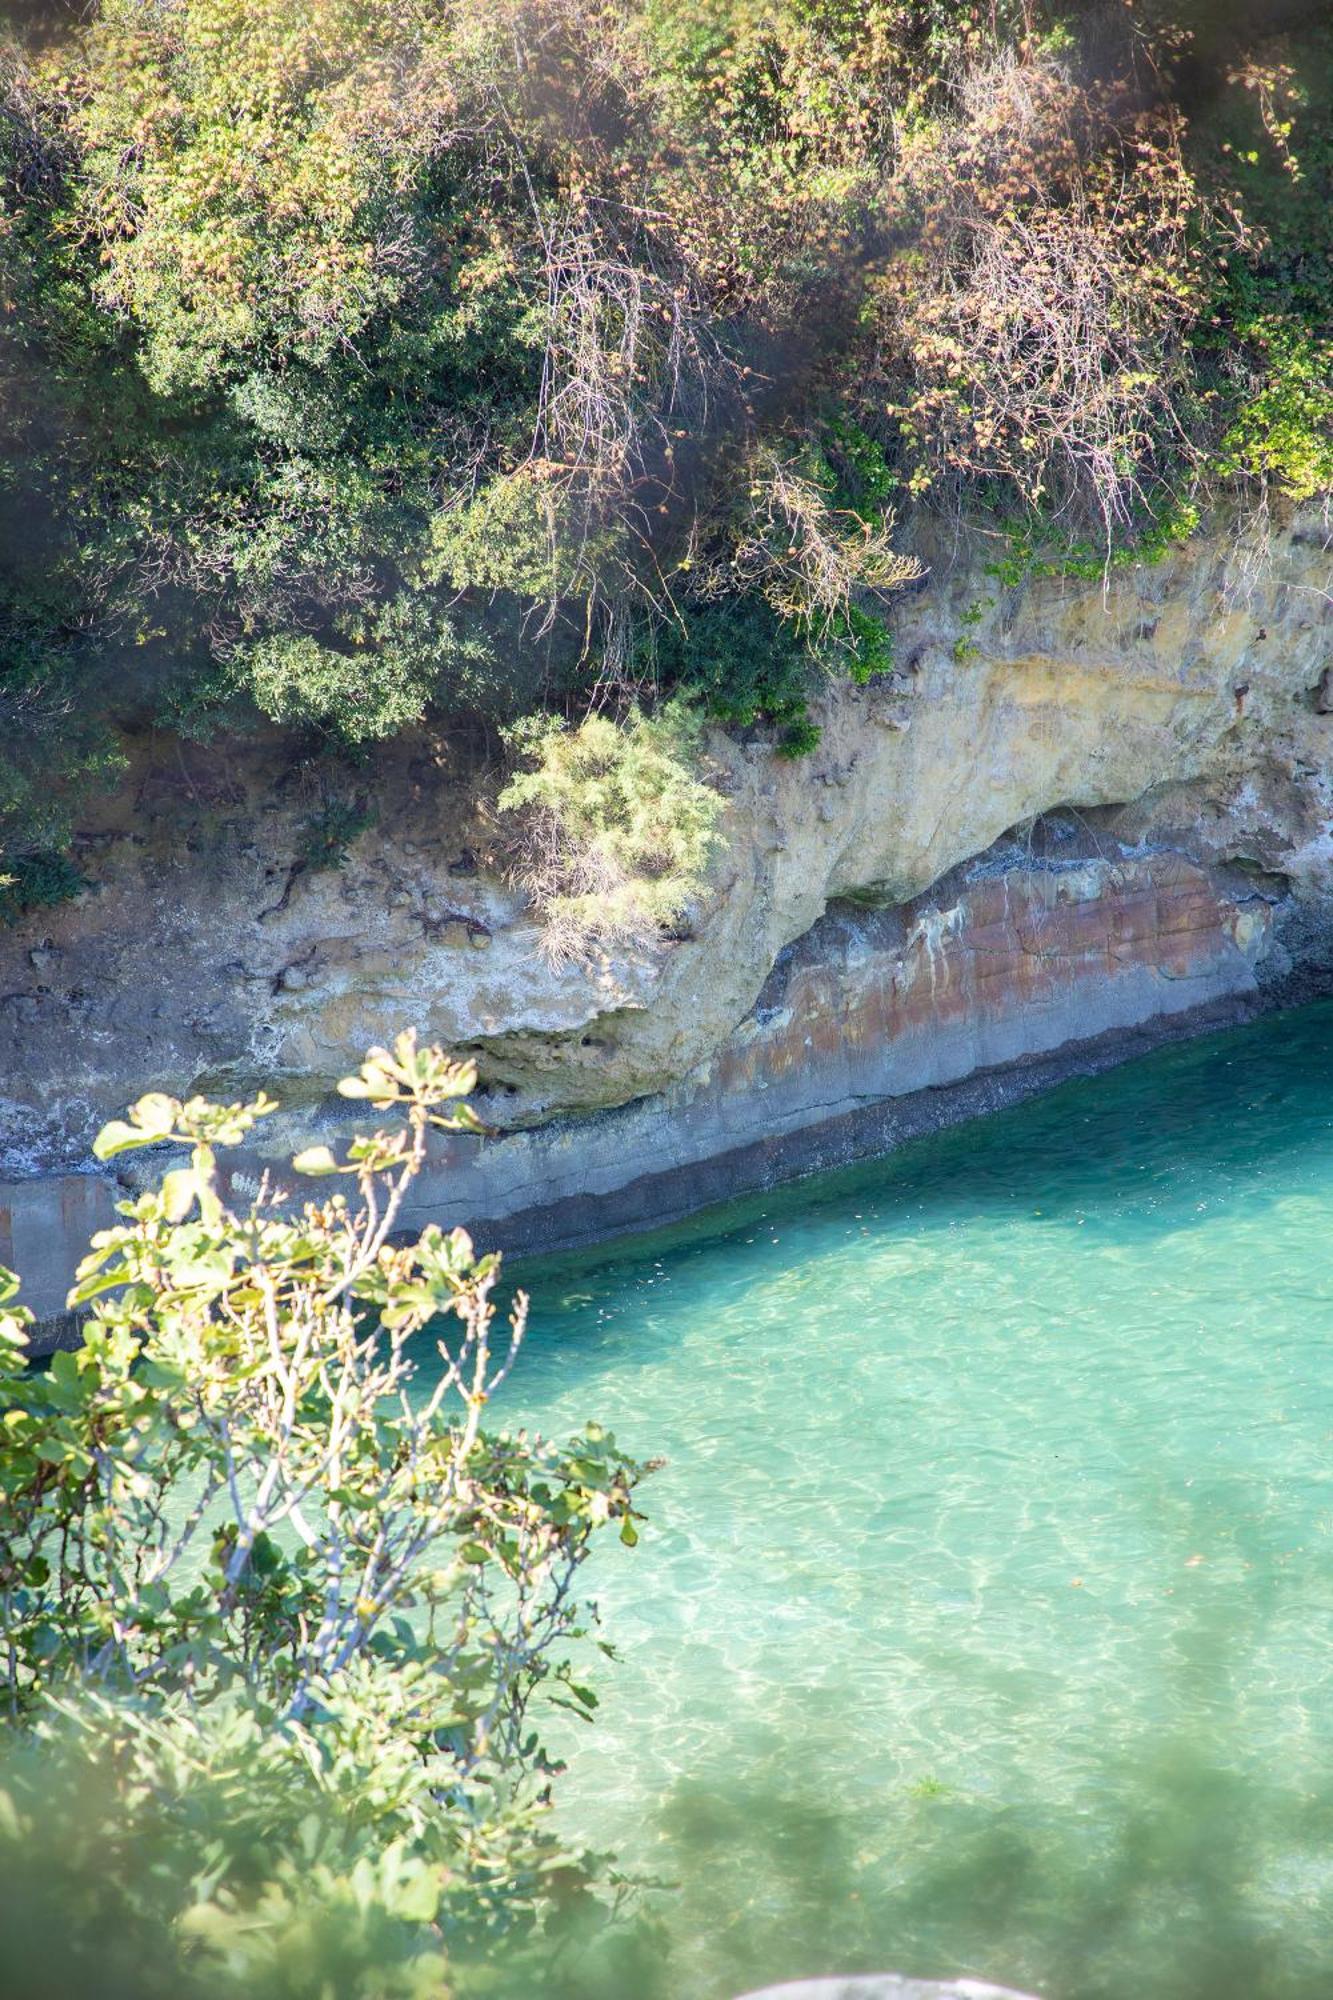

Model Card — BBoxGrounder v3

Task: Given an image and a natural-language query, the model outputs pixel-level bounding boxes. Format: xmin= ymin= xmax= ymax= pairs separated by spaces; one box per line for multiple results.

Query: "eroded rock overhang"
xmin=5 ymin=508 xmax=1331 ymax=1340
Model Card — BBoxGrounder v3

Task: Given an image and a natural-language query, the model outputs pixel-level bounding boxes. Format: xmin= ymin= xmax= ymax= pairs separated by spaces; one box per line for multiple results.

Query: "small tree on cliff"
xmin=0 ymin=1032 xmax=645 ymax=1999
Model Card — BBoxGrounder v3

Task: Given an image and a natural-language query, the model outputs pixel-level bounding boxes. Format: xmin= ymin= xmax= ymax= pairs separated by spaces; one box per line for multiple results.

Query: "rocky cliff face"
xmin=4 ymin=509 xmax=1331 ymax=1329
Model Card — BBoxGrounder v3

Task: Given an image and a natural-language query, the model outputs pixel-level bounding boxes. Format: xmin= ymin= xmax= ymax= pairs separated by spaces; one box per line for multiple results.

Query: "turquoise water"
xmin=485 ymin=1002 xmax=1333 ymax=2000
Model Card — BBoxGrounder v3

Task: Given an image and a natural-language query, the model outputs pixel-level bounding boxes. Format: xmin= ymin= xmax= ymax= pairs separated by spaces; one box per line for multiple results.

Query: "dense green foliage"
xmin=1195 ymin=20 xmax=1333 ymax=503
xmin=499 ymin=697 xmax=723 ymax=960
xmin=0 ymin=0 xmax=1328 ymax=918
xmin=0 ymin=1033 xmax=645 ymax=1997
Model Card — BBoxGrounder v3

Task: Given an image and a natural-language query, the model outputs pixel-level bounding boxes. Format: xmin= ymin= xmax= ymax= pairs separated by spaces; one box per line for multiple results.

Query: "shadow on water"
xmin=498 ymin=1577 xmax=1333 ymax=2000
xmin=483 ymin=1734 xmax=1333 ymax=2000
xmin=615 ymin=1738 xmax=1333 ymax=2000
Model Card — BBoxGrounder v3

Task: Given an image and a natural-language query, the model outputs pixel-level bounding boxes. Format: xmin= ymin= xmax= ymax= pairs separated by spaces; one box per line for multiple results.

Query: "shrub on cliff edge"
xmin=498 ymin=699 xmax=725 ymax=965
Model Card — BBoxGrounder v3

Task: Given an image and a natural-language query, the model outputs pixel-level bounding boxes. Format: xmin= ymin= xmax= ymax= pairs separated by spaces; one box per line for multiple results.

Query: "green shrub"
xmin=1214 ymin=320 xmax=1333 ymax=503
xmin=498 ymin=701 xmax=724 ymax=963
xmin=655 ymin=596 xmax=816 ymax=743
xmin=0 ymin=847 xmax=85 ymax=920
xmin=427 ymin=470 xmax=582 ymax=599
xmin=984 ymin=492 xmax=1202 ymax=588
xmin=229 ymin=598 xmax=500 ymax=742
xmin=659 ymin=596 xmax=890 ymax=755
xmin=841 ymin=605 xmax=896 ymax=685
xmin=232 ymin=634 xmax=428 ymax=741
xmin=0 ymin=1033 xmax=646 ymax=1998
xmin=1185 ymin=22 xmax=1332 ymax=508
xmin=298 ymin=796 xmax=375 ymax=872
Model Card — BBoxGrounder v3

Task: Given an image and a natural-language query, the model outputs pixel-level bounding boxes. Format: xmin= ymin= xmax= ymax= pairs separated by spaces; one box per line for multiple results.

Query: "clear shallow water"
xmin=476 ymin=1003 xmax=1333 ymax=2000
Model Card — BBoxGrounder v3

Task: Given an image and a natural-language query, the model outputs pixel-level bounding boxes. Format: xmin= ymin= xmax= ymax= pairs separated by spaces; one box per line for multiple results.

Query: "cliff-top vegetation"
xmin=0 ymin=0 xmax=1329 ymax=949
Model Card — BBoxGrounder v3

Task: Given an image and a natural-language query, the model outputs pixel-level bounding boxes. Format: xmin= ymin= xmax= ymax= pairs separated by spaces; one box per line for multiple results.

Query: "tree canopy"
xmin=0 ymin=0 xmax=1328 ymax=912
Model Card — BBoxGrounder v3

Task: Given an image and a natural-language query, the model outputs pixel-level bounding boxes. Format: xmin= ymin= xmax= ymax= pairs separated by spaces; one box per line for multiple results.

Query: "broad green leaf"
xmin=93 ymin=1119 xmax=166 ymax=1160
xmin=0 ymin=1311 xmax=31 ymax=1351
xmin=160 ymin=1168 xmax=200 ymax=1223
xmin=131 ymin=1093 xmax=179 ymax=1136
xmin=66 ymin=1267 xmax=129 ymax=1306
xmin=391 ymin=1864 xmax=441 ymax=1924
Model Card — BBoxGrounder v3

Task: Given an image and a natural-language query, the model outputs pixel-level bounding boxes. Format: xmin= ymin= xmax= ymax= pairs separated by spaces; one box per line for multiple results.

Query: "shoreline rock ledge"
xmin=735 ymin=1980 xmax=1042 ymax=2000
